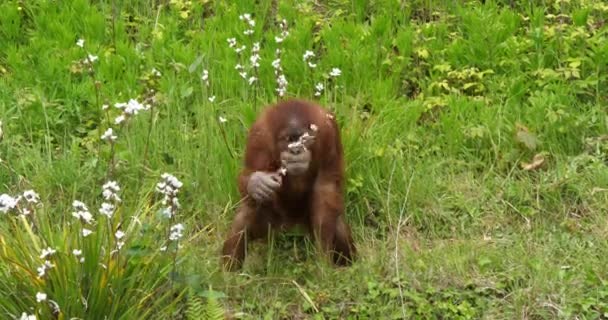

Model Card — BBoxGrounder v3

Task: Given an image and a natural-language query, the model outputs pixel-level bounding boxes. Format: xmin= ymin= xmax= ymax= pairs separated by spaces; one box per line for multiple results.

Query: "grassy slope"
xmin=0 ymin=0 xmax=607 ymax=319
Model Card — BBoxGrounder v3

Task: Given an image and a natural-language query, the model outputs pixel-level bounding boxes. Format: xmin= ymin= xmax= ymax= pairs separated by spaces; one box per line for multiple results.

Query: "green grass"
xmin=1 ymin=0 xmax=607 ymax=318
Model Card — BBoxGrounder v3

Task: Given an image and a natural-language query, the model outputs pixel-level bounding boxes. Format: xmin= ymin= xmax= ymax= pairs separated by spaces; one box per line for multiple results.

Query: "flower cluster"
xmin=101 ymin=128 xmax=117 ymax=142
xmin=239 ymin=13 xmax=255 ymax=36
xmin=36 ymin=247 xmax=57 ymax=278
xmin=272 ymin=20 xmax=291 ymax=97
xmin=155 ymin=173 xmax=183 ymax=218
xmin=151 ymin=68 xmax=162 ymax=77
xmin=248 ymin=42 xmax=261 ymax=86
xmin=99 ymin=180 xmax=121 ymax=218
xmin=201 ymin=69 xmax=216 ymax=102
xmin=275 ymin=19 xmax=290 ymax=43
xmin=114 ymin=229 xmax=126 ymax=251
xmin=273 ymin=48 xmax=288 ymax=97
xmin=303 ymin=50 xmax=317 ymax=69
xmin=169 ymin=223 xmax=184 ymax=241
xmin=71 ymin=200 xmax=95 ymax=237
xmin=73 ymin=249 xmax=84 ymax=263
xmin=329 ymin=67 xmax=342 ymax=77
xmin=227 ymin=37 xmax=246 ymax=55
xmin=315 ymin=82 xmax=324 ymax=97
xmin=36 ymin=292 xmax=47 ymax=303
xmin=228 ymin=14 xmax=261 ymax=87
xmin=1 ymin=189 xmax=40 ymax=216
xmin=0 ymin=193 xmax=19 ymax=213
xmin=19 ymin=313 xmax=36 ymax=320
xmin=113 ymin=98 xmax=150 ymax=125
xmin=75 ymin=38 xmax=98 ymax=70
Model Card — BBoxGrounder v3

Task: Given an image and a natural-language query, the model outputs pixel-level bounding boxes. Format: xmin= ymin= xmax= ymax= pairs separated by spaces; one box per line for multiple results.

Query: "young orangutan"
xmin=221 ymin=99 xmax=356 ymax=271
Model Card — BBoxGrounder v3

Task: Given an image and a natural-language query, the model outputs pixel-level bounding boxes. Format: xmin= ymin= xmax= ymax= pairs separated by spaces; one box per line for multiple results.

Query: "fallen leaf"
xmin=521 ymin=153 xmax=545 ymax=171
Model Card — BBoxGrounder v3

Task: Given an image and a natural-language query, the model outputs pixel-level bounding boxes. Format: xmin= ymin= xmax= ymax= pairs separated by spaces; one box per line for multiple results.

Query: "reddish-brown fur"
xmin=221 ymin=99 xmax=356 ymax=271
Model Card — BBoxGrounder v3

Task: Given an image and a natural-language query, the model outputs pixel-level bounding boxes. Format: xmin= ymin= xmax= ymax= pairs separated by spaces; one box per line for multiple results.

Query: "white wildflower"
xmin=227 ymin=38 xmax=237 ymax=48
xmin=99 ymin=203 xmax=114 ymax=218
xmin=303 ymin=50 xmax=315 ymax=61
xmin=102 ymin=104 xmax=109 ymax=110
xmin=162 ymin=205 xmax=176 ymax=216
xmin=36 ymin=292 xmax=47 ymax=303
xmin=208 ymin=95 xmax=216 ymax=103
xmin=116 ymin=241 xmax=125 ymax=250
xmin=115 ymin=230 xmax=125 ymax=240
xmin=82 ymin=228 xmax=93 ymax=237
xmin=235 ymin=64 xmax=244 ymax=71
xmin=37 ymin=260 xmax=54 ymax=278
xmin=72 ymin=249 xmax=82 ymax=256
xmin=0 ymin=194 xmax=19 ymax=213
xmin=169 ymin=223 xmax=185 ymax=241
xmin=314 ymin=82 xmax=324 ymax=96
xmin=219 ymin=116 xmax=227 ymax=123
xmin=114 ymin=115 xmax=126 ymax=124
xmin=276 ymin=74 xmax=288 ymax=97
xmin=201 ymin=69 xmax=209 ymax=86
xmin=87 ymin=54 xmax=98 ymax=63
xmin=157 ymin=173 xmax=182 ymax=219
xmin=72 ymin=200 xmax=88 ymax=211
xmin=239 ymin=13 xmax=255 ymax=28
xmin=76 ymin=39 xmax=84 ymax=48
xmin=308 ymin=62 xmax=317 ymax=68
xmin=151 ymin=68 xmax=161 ymax=77
xmin=250 ymin=54 xmax=260 ymax=68
xmin=19 ymin=312 xmax=36 ymax=320
xmin=101 ymin=128 xmax=117 ymax=142
xmin=72 ymin=209 xmax=94 ymax=224
xmin=244 ymin=29 xmax=254 ymax=36
xmin=102 ymin=180 xmax=121 ymax=202
xmin=156 ymin=173 xmax=183 ymax=202
xmin=113 ymin=99 xmax=150 ymax=125
xmin=23 ymin=190 xmax=40 ymax=204
xmin=248 ymin=76 xmax=257 ymax=85
xmin=272 ymin=58 xmax=281 ymax=70
xmin=160 ymin=246 xmax=167 ymax=252
xmin=40 ymin=247 xmax=56 ymax=259
xmin=239 ymin=71 xmax=248 ymax=79
xmin=275 ymin=19 xmax=289 ymax=43
xmin=36 ymin=265 xmax=46 ymax=278
xmin=123 ymin=98 xmax=149 ymax=115
xmin=72 ymin=200 xmax=94 ymax=224
xmin=235 ymin=45 xmax=247 ymax=54
xmin=329 ymin=68 xmax=342 ymax=77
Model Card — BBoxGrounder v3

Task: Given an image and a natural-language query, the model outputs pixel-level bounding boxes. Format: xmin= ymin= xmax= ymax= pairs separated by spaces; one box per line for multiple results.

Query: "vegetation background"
xmin=1 ymin=0 xmax=607 ymax=319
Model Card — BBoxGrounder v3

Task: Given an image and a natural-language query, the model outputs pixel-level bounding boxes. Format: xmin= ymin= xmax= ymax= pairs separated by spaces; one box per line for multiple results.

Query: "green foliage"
xmin=1 ymin=0 xmax=607 ymax=318
xmin=186 ymin=289 xmax=224 ymax=320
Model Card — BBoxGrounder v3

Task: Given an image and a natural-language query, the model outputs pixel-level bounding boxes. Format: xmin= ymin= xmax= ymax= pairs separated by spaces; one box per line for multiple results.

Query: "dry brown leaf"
xmin=521 ymin=153 xmax=545 ymax=171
